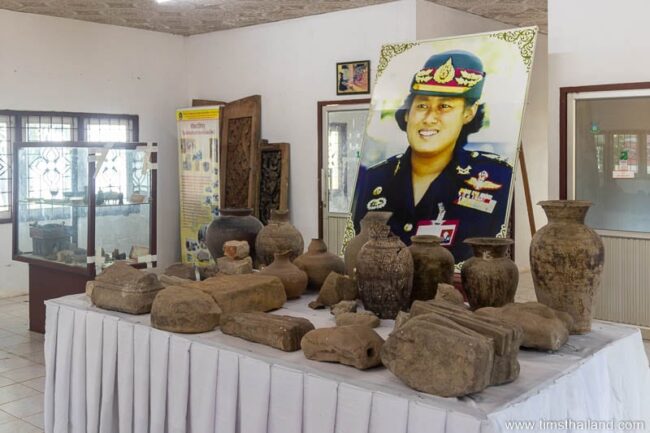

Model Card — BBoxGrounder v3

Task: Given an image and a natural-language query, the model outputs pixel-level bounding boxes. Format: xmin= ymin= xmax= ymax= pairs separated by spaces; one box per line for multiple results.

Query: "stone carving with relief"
xmin=221 ymin=312 xmax=315 ymax=351
xmin=151 ymin=286 xmax=221 ymax=333
xmin=91 ymin=261 xmax=163 ymax=314
xmin=301 ymin=325 xmax=385 ymax=370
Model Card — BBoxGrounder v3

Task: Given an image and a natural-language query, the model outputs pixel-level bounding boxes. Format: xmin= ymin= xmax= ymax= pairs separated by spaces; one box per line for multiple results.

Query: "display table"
xmin=44 ymin=294 xmax=650 ymax=433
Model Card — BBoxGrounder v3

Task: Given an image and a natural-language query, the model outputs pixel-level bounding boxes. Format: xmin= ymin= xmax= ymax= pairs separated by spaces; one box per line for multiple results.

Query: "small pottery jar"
xmin=255 ymin=209 xmax=304 ymax=266
xmin=356 ymin=222 xmax=413 ymax=319
xmin=205 ymin=208 xmax=263 ymax=261
xmin=530 ymin=200 xmax=604 ymax=334
xmin=461 ymin=237 xmax=518 ymax=310
xmin=293 ymin=239 xmax=345 ymax=290
xmin=344 ymin=211 xmax=393 ymax=277
xmin=408 ymin=235 xmax=455 ymax=303
xmin=260 ymin=250 xmax=308 ymax=299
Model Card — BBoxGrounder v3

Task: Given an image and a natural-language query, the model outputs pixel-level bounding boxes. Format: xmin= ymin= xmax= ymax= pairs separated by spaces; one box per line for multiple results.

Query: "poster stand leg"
xmin=519 ymin=144 xmax=536 ymax=236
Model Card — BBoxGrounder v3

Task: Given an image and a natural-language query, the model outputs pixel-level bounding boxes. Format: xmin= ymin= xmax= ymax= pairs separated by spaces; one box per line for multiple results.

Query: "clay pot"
xmin=344 ymin=211 xmax=393 ymax=276
xmin=356 ymin=222 xmax=413 ymax=319
xmin=260 ymin=250 xmax=308 ymax=299
xmin=255 ymin=209 xmax=304 ymax=266
xmin=530 ymin=200 xmax=604 ymax=334
xmin=293 ymin=239 xmax=345 ymax=290
xmin=205 ymin=208 xmax=263 ymax=261
xmin=408 ymin=235 xmax=455 ymax=303
xmin=461 ymin=238 xmax=518 ymax=310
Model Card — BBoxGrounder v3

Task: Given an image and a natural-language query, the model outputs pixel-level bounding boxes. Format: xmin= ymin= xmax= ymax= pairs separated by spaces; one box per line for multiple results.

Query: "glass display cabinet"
xmin=12 ymin=141 xmax=157 ymax=332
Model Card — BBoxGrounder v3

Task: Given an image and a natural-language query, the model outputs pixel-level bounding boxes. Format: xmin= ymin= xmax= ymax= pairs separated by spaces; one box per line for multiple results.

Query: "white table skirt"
xmin=44 ymin=294 xmax=650 ymax=433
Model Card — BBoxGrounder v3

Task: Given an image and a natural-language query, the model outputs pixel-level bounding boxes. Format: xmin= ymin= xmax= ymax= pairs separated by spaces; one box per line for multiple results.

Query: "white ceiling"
xmin=0 ymin=0 xmax=547 ymax=36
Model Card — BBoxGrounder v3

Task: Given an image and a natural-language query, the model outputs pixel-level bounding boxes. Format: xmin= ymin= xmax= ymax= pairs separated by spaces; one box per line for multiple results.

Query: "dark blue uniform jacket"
xmin=351 ymin=145 xmax=513 ymax=263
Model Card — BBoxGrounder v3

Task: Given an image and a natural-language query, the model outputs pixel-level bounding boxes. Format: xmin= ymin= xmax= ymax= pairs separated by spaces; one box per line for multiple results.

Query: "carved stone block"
xmin=301 ymin=326 xmax=384 ymax=370
xmin=223 ymin=240 xmax=250 ymax=259
xmin=91 ymin=262 xmax=163 ymax=314
xmin=221 ymin=312 xmax=314 ymax=351
xmin=151 ymin=286 xmax=221 ymax=333
xmin=335 ymin=312 xmax=380 ymax=328
xmin=217 ymin=256 xmax=253 ymax=275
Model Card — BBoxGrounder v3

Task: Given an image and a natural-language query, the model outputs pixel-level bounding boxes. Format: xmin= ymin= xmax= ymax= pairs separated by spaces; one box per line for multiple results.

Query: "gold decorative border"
xmin=340 ymin=216 xmax=356 ymax=255
xmin=489 ymin=28 xmax=537 ymax=71
xmin=376 ymin=42 xmax=418 ymax=78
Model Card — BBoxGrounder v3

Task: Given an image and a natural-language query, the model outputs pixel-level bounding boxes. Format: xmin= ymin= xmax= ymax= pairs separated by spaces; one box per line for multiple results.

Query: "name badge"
xmin=455 ymin=187 xmax=497 ymax=213
xmin=416 ymin=219 xmax=459 ymax=246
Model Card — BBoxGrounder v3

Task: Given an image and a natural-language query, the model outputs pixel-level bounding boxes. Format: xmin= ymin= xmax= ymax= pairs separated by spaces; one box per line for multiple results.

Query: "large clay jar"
xmin=356 ymin=222 xmax=413 ymax=319
xmin=206 ymin=208 xmax=263 ymax=260
xmin=408 ymin=235 xmax=455 ymax=303
xmin=294 ymin=239 xmax=345 ymax=290
xmin=260 ymin=250 xmax=308 ymax=299
xmin=255 ymin=209 xmax=304 ymax=267
xmin=530 ymin=200 xmax=604 ymax=334
xmin=344 ymin=211 xmax=392 ymax=276
xmin=461 ymin=237 xmax=518 ymax=310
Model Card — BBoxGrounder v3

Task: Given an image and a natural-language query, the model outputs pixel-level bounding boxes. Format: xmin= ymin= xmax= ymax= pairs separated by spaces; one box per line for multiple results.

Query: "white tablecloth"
xmin=44 ymin=294 xmax=650 ymax=433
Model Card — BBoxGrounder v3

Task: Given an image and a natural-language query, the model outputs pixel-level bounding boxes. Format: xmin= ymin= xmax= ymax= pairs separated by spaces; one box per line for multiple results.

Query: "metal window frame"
xmin=0 ymin=110 xmax=139 ymax=223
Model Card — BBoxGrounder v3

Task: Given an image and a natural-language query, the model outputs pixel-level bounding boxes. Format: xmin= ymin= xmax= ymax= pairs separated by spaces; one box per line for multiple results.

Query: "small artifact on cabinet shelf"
xmin=476 ymin=302 xmax=573 ymax=351
xmin=258 ymin=143 xmax=290 ymax=225
xmin=151 ymin=286 xmax=221 ymax=333
xmin=461 ymin=237 xmax=518 ymax=310
xmin=335 ymin=311 xmax=380 ymax=328
xmin=530 ymin=200 xmax=604 ymax=334
xmin=91 ymin=262 xmax=163 ymax=314
xmin=308 ymin=271 xmax=357 ymax=309
xmin=330 ymin=300 xmax=357 ymax=316
xmin=220 ymin=312 xmax=315 ymax=351
xmin=301 ymin=325 xmax=384 ymax=370
xmin=129 ymin=192 xmax=146 ymax=204
xmin=381 ymin=300 xmax=522 ymax=397
xmin=293 ymin=239 xmax=345 ymax=290
xmin=112 ymin=249 xmax=127 ymax=261
xmin=129 ymin=245 xmax=149 ymax=260
xmin=185 ymin=274 xmax=286 ymax=315
xmin=29 ymin=222 xmax=72 ymax=258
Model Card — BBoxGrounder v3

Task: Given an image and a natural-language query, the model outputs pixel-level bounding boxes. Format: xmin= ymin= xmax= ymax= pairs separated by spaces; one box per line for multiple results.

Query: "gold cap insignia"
xmin=433 ymin=58 xmax=455 ymax=84
xmin=456 ymin=70 xmax=483 ymax=88
xmin=403 ymin=223 xmax=413 ymax=232
xmin=456 ymin=165 xmax=472 ymax=175
xmin=372 ymin=186 xmax=383 ymax=196
xmin=415 ymin=68 xmax=434 ymax=84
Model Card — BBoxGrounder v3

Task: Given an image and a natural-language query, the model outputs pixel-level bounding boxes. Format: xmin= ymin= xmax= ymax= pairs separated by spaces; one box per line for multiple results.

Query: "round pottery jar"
xmin=293 ymin=239 xmax=345 ymax=290
xmin=356 ymin=222 xmax=413 ymax=319
xmin=408 ymin=235 xmax=455 ymax=302
xmin=461 ymin=237 xmax=518 ymax=310
xmin=255 ymin=209 xmax=304 ymax=267
xmin=530 ymin=200 xmax=604 ymax=334
xmin=260 ymin=250 xmax=308 ymax=299
xmin=344 ymin=211 xmax=393 ymax=277
xmin=205 ymin=208 xmax=263 ymax=261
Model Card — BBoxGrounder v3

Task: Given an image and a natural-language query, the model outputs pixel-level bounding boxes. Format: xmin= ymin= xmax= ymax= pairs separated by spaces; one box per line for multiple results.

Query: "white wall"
xmin=416 ymin=0 xmax=508 ymax=38
xmin=185 ymin=0 xmax=417 ymax=243
xmin=0 ymin=10 xmax=187 ymax=294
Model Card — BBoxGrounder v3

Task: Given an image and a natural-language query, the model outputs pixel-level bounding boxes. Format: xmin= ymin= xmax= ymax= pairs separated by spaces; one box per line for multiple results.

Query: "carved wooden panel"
xmin=220 ymin=95 xmax=261 ymax=215
xmin=259 ymin=143 xmax=290 ymax=224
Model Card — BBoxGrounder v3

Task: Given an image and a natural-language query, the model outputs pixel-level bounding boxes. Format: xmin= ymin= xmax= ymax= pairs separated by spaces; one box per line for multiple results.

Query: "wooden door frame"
xmin=317 ymin=98 xmax=370 ymax=238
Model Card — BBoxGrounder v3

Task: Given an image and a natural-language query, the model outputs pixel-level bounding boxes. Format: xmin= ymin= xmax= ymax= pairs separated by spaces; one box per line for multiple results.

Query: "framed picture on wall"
xmin=336 ymin=60 xmax=370 ymax=95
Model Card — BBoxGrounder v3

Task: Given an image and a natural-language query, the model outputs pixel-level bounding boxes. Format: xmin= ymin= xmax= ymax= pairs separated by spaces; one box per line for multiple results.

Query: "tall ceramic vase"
xmin=293 ymin=239 xmax=345 ymax=290
xmin=205 ymin=208 xmax=263 ymax=260
xmin=344 ymin=211 xmax=392 ymax=277
xmin=530 ymin=200 xmax=604 ymax=334
xmin=461 ymin=237 xmax=518 ymax=310
xmin=408 ymin=235 xmax=455 ymax=303
xmin=356 ymin=222 xmax=413 ymax=319
xmin=255 ymin=209 xmax=304 ymax=267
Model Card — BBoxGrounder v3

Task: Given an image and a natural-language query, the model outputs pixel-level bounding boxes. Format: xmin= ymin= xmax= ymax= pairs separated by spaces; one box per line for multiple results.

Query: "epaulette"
xmin=367 ymin=153 xmax=403 ymax=170
xmin=469 ymin=150 xmax=513 ymax=167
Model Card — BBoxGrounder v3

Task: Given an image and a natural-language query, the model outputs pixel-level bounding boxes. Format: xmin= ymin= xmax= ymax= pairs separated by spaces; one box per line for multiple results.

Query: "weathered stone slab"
xmin=164 ymin=263 xmax=197 ymax=281
xmin=217 ymin=256 xmax=253 ymax=275
xmin=159 ymin=274 xmax=193 ymax=287
xmin=223 ymin=240 xmax=250 ymax=260
xmin=330 ymin=300 xmax=357 ymax=316
xmin=476 ymin=302 xmax=571 ymax=351
xmin=151 ymin=286 xmax=221 ymax=333
xmin=301 ymin=326 xmax=384 ymax=370
xmin=435 ymin=283 xmax=466 ymax=306
xmin=91 ymin=262 xmax=163 ymax=314
xmin=221 ymin=312 xmax=315 ymax=351
xmin=335 ymin=311 xmax=380 ymax=328
xmin=186 ymin=274 xmax=286 ymax=315
xmin=309 ymin=272 xmax=357 ymax=309
xmin=381 ymin=313 xmax=494 ymax=397
xmin=393 ymin=311 xmax=410 ymax=331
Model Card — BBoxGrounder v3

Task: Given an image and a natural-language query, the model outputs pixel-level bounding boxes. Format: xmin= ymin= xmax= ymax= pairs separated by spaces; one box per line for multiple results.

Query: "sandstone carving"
xmin=476 ymin=302 xmax=573 ymax=351
xmin=151 ymin=286 xmax=221 ymax=333
xmin=159 ymin=274 xmax=192 ymax=287
xmin=91 ymin=262 xmax=163 ymax=314
xmin=335 ymin=311 xmax=380 ymax=328
xmin=330 ymin=300 xmax=357 ymax=316
xmin=186 ymin=274 xmax=286 ymax=315
xmin=217 ymin=256 xmax=253 ymax=275
xmin=435 ymin=283 xmax=466 ymax=306
xmin=309 ymin=272 xmax=357 ymax=309
xmin=163 ymin=262 xmax=197 ymax=281
xmin=301 ymin=326 xmax=384 ymax=370
xmin=221 ymin=312 xmax=315 ymax=351
xmin=223 ymin=240 xmax=250 ymax=259
xmin=393 ymin=311 xmax=410 ymax=331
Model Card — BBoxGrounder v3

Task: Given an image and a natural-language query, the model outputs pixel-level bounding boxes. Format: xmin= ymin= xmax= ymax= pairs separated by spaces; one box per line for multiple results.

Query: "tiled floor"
xmin=0 ymin=295 xmax=44 ymax=433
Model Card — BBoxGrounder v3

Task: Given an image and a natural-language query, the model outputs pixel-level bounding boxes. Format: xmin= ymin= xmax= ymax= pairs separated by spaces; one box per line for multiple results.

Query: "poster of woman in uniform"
xmin=350 ymin=27 xmax=538 ymax=264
